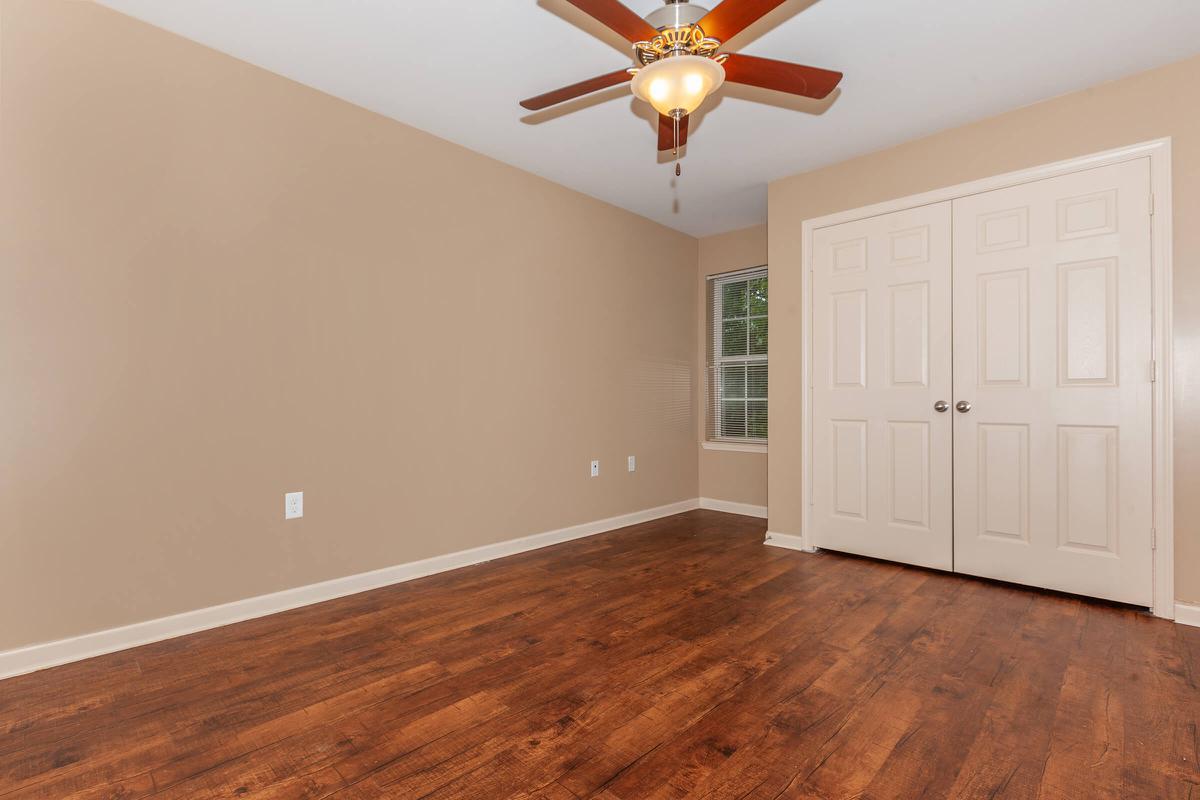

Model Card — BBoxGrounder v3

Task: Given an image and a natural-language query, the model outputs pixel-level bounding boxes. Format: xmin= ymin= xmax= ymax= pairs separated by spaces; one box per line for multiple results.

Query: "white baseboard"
xmin=699 ymin=497 xmax=768 ymax=519
xmin=0 ymin=498 xmax=700 ymax=682
xmin=1175 ymin=602 xmax=1200 ymax=628
xmin=764 ymin=531 xmax=815 ymax=552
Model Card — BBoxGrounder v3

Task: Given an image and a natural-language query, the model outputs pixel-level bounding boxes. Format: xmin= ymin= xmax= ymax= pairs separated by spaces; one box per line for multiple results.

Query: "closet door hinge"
xmin=1151 ymin=528 xmax=1157 ymax=550
xmin=1149 ymin=193 xmax=1156 ymax=216
xmin=1150 ymin=360 xmax=1158 ymax=383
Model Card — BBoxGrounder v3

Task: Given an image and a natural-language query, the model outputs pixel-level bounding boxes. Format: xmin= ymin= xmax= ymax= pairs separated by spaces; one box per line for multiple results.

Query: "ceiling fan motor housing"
xmin=645 ymin=0 xmax=710 ymax=32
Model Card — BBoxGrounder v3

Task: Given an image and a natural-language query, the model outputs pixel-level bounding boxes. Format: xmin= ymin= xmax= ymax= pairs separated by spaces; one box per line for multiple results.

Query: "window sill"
xmin=702 ymin=441 xmax=768 ymax=454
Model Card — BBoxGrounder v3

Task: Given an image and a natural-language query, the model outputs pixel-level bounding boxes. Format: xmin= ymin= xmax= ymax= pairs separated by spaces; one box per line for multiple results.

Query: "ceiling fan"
xmin=519 ymin=0 xmax=843 ymax=169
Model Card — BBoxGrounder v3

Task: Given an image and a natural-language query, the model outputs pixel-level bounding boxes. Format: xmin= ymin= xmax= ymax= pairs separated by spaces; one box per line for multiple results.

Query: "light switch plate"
xmin=628 ymin=456 xmax=636 ymax=472
xmin=590 ymin=460 xmax=600 ymax=478
xmin=285 ymin=491 xmax=304 ymax=520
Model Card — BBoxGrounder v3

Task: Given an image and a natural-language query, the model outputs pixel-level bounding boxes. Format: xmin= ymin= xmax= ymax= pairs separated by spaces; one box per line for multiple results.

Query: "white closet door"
xmin=952 ymin=159 xmax=1154 ymax=605
xmin=811 ymin=203 xmax=954 ymax=570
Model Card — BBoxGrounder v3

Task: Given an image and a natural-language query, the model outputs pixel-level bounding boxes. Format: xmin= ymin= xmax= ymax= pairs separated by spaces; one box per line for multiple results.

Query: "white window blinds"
xmin=706 ymin=267 xmax=768 ymax=442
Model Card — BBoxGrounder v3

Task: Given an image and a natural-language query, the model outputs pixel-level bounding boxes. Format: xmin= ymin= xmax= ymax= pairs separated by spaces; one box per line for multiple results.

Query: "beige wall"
xmin=696 ymin=225 xmax=768 ymax=507
xmin=768 ymin=54 xmax=1200 ymax=603
xmin=0 ymin=0 xmax=699 ymax=652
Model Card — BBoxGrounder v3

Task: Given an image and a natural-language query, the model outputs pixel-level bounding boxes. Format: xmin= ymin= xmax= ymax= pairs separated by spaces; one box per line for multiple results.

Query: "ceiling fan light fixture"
xmin=630 ymin=54 xmax=725 ymax=118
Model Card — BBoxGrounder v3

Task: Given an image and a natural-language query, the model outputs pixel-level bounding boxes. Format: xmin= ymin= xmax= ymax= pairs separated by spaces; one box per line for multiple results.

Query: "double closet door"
xmin=810 ymin=158 xmax=1154 ymax=606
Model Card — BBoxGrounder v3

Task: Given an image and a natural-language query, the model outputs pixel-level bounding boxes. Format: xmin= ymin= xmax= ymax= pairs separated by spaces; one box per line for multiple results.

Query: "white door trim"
xmin=797 ymin=139 xmax=1175 ymax=619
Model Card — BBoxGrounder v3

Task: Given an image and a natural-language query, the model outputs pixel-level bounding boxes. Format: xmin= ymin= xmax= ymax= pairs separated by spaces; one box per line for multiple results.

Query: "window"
xmin=707 ymin=268 xmax=767 ymax=443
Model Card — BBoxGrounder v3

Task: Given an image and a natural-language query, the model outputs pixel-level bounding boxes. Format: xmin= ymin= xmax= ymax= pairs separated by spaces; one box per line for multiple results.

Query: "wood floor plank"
xmin=1 ymin=510 xmax=1195 ymax=799
xmin=941 ymin=597 xmax=1083 ymax=799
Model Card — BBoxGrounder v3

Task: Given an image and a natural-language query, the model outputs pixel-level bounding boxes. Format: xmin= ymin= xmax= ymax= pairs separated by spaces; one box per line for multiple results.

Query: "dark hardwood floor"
xmin=2 ymin=510 xmax=1198 ymax=799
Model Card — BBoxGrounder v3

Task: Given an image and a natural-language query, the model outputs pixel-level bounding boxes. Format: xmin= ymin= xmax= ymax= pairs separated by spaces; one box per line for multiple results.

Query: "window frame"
xmin=709 ymin=267 xmax=768 ymax=445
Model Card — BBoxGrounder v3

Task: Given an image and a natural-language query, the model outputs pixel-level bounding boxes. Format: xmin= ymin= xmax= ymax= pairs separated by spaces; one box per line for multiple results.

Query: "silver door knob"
xmin=934 ymin=400 xmax=950 ymax=413
xmin=956 ymin=400 xmax=972 ymax=413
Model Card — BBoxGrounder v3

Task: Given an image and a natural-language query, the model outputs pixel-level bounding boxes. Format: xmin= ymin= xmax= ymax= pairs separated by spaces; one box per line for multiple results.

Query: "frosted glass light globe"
xmin=631 ymin=55 xmax=725 ymax=118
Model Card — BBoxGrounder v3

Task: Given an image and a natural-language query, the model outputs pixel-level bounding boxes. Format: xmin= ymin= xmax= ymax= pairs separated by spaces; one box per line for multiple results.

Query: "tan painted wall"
xmin=696 ymin=225 xmax=768 ymax=507
xmin=0 ymin=0 xmax=699 ymax=652
xmin=768 ymin=54 xmax=1200 ymax=603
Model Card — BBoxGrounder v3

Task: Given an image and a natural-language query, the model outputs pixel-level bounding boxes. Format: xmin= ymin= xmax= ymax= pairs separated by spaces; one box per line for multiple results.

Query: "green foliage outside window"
xmin=716 ymin=274 xmax=767 ymax=440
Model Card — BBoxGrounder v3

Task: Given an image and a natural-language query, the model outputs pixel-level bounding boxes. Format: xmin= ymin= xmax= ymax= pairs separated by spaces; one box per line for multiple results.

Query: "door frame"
xmin=797 ymin=139 xmax=1175 ymax=619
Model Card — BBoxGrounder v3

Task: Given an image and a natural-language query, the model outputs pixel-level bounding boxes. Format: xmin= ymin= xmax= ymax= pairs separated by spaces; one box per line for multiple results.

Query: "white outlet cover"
xmin=285 ymin=491 xmax=304 ymax=520
xmin=590 ymin=460 xmax=599 ymax=478
xmin=628 ymin=456 xmax=636 ymax=472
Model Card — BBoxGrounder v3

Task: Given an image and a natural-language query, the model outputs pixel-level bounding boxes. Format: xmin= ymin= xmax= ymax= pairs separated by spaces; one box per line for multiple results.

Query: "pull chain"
xmin=673 ymin=113 xmax=682 ymax=177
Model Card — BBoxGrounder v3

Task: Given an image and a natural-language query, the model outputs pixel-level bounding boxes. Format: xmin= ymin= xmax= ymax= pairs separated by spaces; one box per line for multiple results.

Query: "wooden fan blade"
xmin=722 ymin=53 xmax=843 ymax=99
xmin=519 ymin=69 xmax=632 ymax=111
xmin=697 ymin=0 xmax=789 ymax=42
xmin=657 ymin=114 xmax=690 ymax=152
xmin=563 ymin=0 xmax=660 ymax=43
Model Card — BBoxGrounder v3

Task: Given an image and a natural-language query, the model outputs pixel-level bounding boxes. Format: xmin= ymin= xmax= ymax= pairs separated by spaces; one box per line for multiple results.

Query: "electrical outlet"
xmin=590 ymin=460 xmax=600 ymax=478
xmin=628 ymin=455 xmax=636 ymax=472
xmin=285 ymin=491 xmax=304 ymax=520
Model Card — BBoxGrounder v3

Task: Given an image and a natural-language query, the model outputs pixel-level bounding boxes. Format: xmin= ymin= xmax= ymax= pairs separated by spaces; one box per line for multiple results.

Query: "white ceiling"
xmin=96 ymin=0 xmax=1200 ymax=237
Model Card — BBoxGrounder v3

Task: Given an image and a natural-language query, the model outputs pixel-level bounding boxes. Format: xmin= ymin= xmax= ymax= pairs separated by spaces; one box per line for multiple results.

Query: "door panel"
xmin=811 ymin=203 xmax=953 ymax=570
xmin=977 ymin=423 xmax=1029 ymax=542
xmin=952 ymin=159 xmax=1153 ymax=605
xmin=977 ymin=269 xmax=1029 ymax=386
